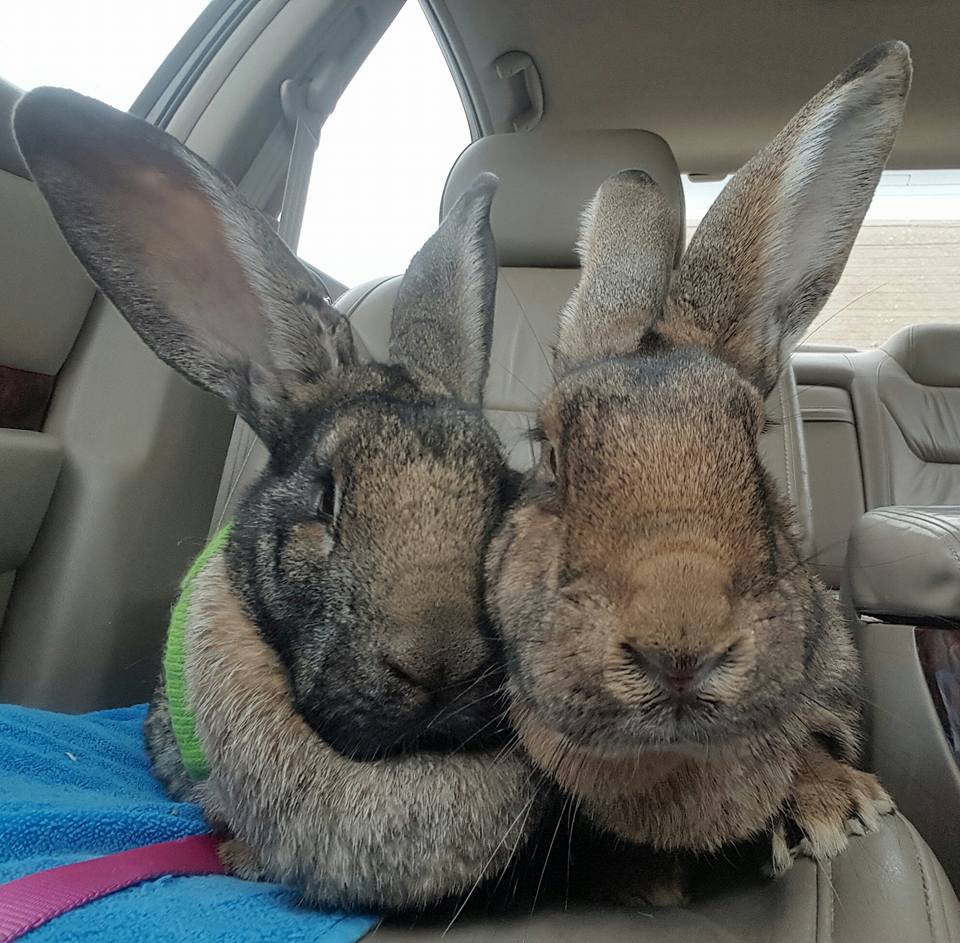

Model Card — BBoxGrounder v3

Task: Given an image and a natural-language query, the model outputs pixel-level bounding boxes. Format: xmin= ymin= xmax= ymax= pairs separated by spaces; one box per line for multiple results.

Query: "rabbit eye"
xmin=542 ymin=441 xmax=559 ymax=481
xmin=315 ymin=472 xmax=339 ymax=524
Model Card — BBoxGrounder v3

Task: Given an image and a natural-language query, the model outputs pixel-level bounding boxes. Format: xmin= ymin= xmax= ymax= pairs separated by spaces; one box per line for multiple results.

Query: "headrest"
xmin=1 ymin=79 xmax=28 ymax=178
xmin=441 ymin=130 xmax=684 ymax=269
xmin=883 ymin=324 xmax=960 ymax=387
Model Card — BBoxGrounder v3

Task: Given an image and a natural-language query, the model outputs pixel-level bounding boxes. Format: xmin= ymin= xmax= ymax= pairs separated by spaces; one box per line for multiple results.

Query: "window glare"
xmin=684 ymin=171 xmax=960 ymax=349
xmin=1 ymin=0 xmax=207 ymax=109
xmin=298 ymin=2 xmax=470 ymax=288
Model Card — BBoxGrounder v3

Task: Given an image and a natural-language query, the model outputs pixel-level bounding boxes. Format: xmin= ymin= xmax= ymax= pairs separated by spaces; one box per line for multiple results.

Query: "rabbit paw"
xmin=218 ymin=837 xmax=269 ymax=882
xmin=764 ymin=750 xmax=895 ymax=877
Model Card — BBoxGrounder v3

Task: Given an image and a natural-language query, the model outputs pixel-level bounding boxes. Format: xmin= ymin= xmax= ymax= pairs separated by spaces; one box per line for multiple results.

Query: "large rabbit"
xmin=14 ymin=89 xmax=541 ymax=910
xmin=487 ymin=42 xmax=910 ymax=889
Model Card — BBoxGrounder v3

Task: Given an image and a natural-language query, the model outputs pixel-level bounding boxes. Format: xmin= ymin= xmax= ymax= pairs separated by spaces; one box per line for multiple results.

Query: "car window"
xmin=683 ymin=171 xmax=960 ymax=349
xmin=297 ymin=2 xmax=470 ymax=288
xmin=2 ymin=0 xmax=207 ymax=109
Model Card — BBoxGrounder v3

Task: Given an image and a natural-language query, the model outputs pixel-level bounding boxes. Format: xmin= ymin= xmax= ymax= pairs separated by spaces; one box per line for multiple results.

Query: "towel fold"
xmin=0 ymin=703 xmax=377 ymax=942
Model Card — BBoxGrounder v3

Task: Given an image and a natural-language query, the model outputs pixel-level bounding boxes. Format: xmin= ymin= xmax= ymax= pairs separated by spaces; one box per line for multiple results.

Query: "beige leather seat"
xmin=836 ymin=323 xmax=960 ymax=891
xmin=797 ymin=325 xmax=960 ymax=588
xmin=340 ymin=132 xmax=959 ymax=941
xmin=850 ymin=323 xmax=960 ymax=510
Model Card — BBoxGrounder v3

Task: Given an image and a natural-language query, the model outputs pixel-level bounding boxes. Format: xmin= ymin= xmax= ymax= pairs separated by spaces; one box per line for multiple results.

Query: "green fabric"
xmin=163 ymin=524 xmax=233 ymax=781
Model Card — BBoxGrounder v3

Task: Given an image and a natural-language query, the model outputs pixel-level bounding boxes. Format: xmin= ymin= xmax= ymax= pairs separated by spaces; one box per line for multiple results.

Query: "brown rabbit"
xmin=487 ymin=41 xmax=910 ymax=886
xmin=14 ymin=88 xmax=543 ymax=910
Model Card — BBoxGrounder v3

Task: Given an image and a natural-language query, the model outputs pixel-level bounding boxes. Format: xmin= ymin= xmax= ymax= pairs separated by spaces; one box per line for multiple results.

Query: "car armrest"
xmin=848 ymin=506 xmax=960 ymax=626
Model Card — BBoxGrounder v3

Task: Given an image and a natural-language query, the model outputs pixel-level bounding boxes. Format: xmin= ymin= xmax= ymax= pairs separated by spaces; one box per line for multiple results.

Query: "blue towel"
xmin=0 ymin=703 xmax=377 ymax=941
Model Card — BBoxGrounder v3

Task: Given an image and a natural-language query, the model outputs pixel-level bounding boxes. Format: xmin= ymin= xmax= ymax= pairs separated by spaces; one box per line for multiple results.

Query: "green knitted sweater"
xmin=162 ymin=525 xmax=232 ymax=781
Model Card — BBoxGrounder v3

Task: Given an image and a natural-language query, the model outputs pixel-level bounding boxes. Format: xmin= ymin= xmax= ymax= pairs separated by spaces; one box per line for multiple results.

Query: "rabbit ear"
xmin=389 ymin=173 xmax=498 ymax=405
xmin=663 ymin=42 xmax=911 ymax=397
xmin=13 ymin=87 xmax=355 ymax=446
xmin=556 ymin=170 xmax=680 ymax=370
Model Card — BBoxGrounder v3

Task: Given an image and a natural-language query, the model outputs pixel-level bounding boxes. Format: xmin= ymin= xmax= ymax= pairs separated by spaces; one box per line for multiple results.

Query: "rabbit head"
xmin=15 ymin=89 xmax=514 ymax=761
xmin=489 ymin=44 xmax=911 ymax=778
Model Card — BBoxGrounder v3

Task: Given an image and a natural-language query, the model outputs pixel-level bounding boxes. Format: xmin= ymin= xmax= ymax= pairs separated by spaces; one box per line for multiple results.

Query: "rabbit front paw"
xmin=218 ymin=837 xmax=269 ymax=882
xmin=764 ymin=747 xmax=895 ymax=877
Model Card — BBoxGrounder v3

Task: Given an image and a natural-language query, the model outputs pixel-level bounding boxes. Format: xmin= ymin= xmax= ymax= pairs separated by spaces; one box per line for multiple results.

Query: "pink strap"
xmin=0 ymin=834 xmax=225 ymax=942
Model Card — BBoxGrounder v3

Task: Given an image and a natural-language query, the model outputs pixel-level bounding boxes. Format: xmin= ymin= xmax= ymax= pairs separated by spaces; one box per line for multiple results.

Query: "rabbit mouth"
xmin=511 ymin=689 xmax=739 ymax=763
xmin=296 ymin=682 xmax=512 ymax=762
xmin=512 ymin=700 xmax=711 ymax=796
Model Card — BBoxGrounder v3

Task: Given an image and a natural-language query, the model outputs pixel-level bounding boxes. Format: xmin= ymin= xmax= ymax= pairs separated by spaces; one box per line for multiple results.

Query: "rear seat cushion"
xmin=338 ymin=270 xmax=578 ymax=469
xmin=851 ymin=324 xmax=960 ymax=508
xmin=847 ymin=505 xmax=960 ymax=623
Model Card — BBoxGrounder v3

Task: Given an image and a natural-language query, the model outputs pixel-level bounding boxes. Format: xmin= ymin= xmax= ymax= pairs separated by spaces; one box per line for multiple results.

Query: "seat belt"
xmin=276 ymin=62 xmax=341 ymax=247
xmin=209 ymin=66 xmax=343 ymax=535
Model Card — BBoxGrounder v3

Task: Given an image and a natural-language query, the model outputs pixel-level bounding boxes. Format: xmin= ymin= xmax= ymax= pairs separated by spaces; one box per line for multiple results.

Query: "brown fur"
xmin=768 ymin=742 xmax=895 ymax=875
xmin=557 ymin=170 xmax=680 ymax=368
xmin=488 ymin=42 xmax=911 ymax=880
xmin=185 ymin=554 xmax=541 ymax=911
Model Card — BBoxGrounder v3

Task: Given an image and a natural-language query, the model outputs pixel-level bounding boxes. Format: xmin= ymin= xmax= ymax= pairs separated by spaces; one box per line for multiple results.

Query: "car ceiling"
xmin=434 ymin=0 xmax=959 ymax=172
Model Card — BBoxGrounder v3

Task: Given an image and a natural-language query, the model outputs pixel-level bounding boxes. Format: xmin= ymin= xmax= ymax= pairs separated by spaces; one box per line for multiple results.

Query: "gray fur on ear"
xmin=389 ymin=172 xmax=499 ymax=405
xmin=663 ymin=41 xmax=912 ymax=396
xmin=13 ymin=86 xmax=354 ymax=444
xmin=557 ymin=169 xmax=680 ymax=370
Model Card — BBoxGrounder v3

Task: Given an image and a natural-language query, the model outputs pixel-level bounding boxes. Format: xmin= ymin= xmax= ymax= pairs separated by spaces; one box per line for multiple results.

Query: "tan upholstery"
xmin=848 ymin=506 xmax=960 ymax=623
xmin=796 ymin=326 xmax=960 ymax=891
xmin=0 ymin=80 xmax=96 ymax=376
xmin=0 ymin=77 xmax=235 ymax=712
xmin=851 ymin=324 xmax=960 ymax=510
xmin=441 ymin=129 xmax=686 ymax=268
xmin=883 ymin=324 xmax=960 ymax=388
xmin=373 ymin=815 xmax=960 ymax=942
xmin=798 ymin=326 xmax=960 ymax=587
xmin=0 ymin=430 xmax=63 ymax=575
xmin=838 ymin=329 xmax=960 ymax=886
xmin=0 ymin=76 xmax=87 ymax=647
xmin=793 ymin=360 xmax=866 ymax=588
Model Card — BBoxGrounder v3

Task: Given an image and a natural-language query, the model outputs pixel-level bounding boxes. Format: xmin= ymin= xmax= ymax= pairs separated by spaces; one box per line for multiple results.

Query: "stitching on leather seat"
xmin=780 ymin=386 xmax=794 ymax=504
xmin=337 ymin=276 xmax=395 ymax=322
xmin=931 ymin=850 xmax=960 ymax=941
xmin=873 ymin=355 xmax=895 ymax=505
xmin=816 ymin=859 xmax=834 ymax=943
xmin=903 ymin=814 xmax=943 ymax=942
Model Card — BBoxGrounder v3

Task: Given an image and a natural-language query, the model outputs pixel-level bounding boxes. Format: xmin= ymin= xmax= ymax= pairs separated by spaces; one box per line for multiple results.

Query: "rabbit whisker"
xmin=530 ymin=796 xmax=569 ymax=915
xmin=444 ymin=710 xmax=512 ymax=756
xmin=443 ymin=794 xmax=540 ymax=935
xmin=425 ymin=687 xmax=506 ymax=732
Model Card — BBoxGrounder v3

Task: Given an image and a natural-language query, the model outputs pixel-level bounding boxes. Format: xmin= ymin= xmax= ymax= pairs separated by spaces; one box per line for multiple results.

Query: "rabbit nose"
xmin=623 ymin=645 xmax=723 ymax=698
xmin=382 ymin=653 xmax=444 ymax=693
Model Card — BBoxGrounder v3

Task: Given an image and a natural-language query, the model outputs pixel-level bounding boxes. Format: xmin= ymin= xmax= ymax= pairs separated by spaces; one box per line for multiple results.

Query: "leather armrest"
xmin=848 ymin=506 xmax=960 ymax=626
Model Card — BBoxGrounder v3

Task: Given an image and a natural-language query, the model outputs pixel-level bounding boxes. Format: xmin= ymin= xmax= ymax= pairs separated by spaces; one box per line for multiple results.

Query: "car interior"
xmin=1 ymin=1 xmax=959 ymax=939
